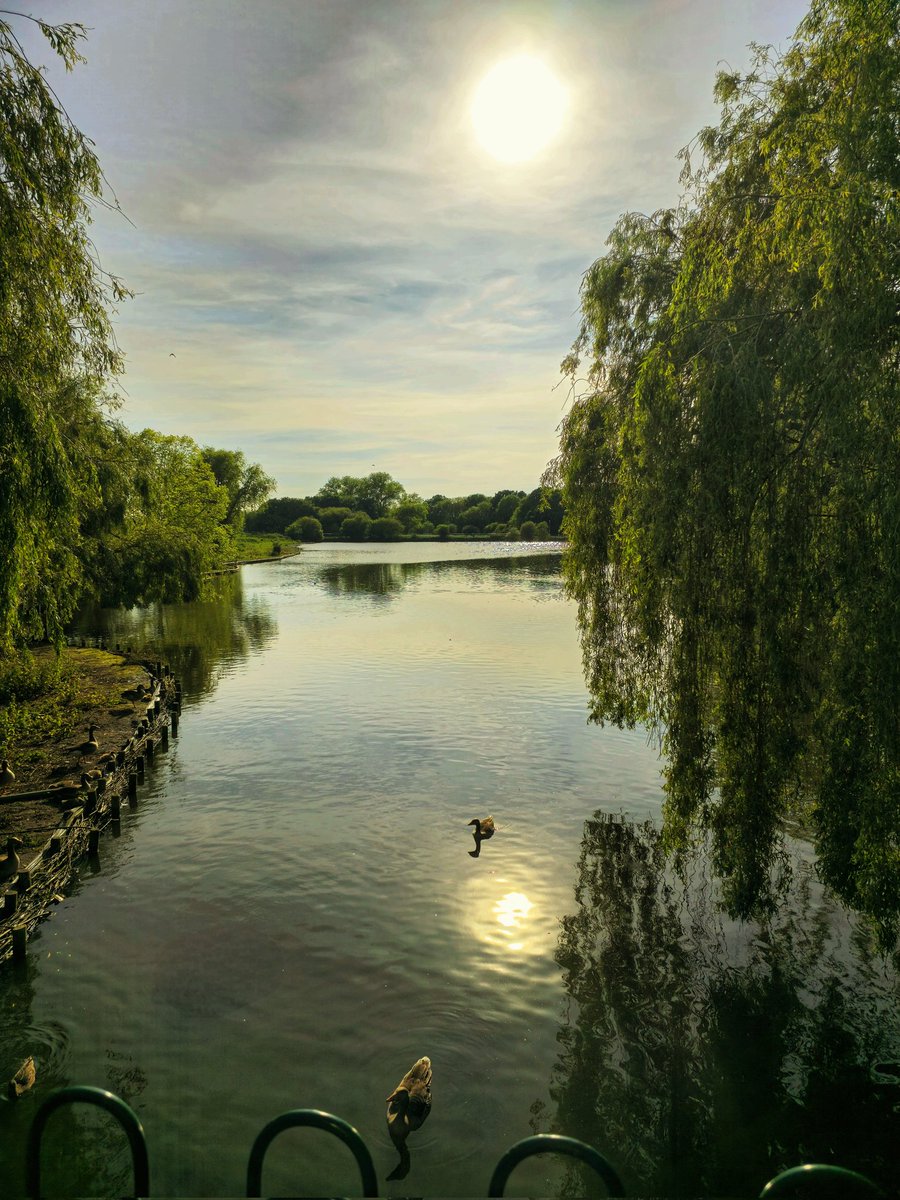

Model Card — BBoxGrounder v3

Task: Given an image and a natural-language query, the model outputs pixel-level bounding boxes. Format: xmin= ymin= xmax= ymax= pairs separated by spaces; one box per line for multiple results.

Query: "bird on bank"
xmin=0 ymin=760 xmax=14 ymax=786
xmin=0 ymin=836 xmax=24 ymax=883
xmin=7 ymin=1056 xmax=35 ymax=1100
xmin=468 ymin=816 xmax=495 ymax=839
xmin=76 ymin=725 xmax=99 ymax=764
xmin=121 ymin=683 xmax=147 ymax=710
xmin=386 ymin=1056 xmax=432 ymax=1181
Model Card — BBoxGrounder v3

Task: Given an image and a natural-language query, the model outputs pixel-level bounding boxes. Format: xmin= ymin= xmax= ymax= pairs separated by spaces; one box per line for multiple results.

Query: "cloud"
xmin=31 ymin=0 xmax=810 ymax=497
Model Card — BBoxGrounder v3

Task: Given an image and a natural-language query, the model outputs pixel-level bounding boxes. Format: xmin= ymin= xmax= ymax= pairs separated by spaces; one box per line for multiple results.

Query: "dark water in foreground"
xmin=1 ymin=544 xmax=897 ymax=1197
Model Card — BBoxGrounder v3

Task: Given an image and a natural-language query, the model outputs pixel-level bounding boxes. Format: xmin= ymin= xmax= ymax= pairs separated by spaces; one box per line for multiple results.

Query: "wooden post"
xmin=161 ymin=725 xmax=169 ymax=749
xmin=154 ymin=698 xmax=162 ymax=716
xmin=136 ymin=756 xmax=145 ymax=782
xmin=128 ymin=773 xmax=138 ymax=801
xmin=117 ymin=749 xmax=126 ymax=767
xmin=50 ymin=832 xmax=65 ymax=855
xmin=171 ymin=712 xmax=179 ymax=737
xmin=15 ymin=870 xmax=30 ymax=895
xmin=111 ymin=793 xmax=121 ymax=820
xmin=88 ymin=829 xmax=100 ymax=855
xmin=3 ymin=891 xmax=17 ymax=917
xmin=83 ymin=789 xmax=96 ymax=817
xmin=12 ymin=925 xmax=26 ymax=963
xmin=145 ymin=739 xmax=154 ymax=761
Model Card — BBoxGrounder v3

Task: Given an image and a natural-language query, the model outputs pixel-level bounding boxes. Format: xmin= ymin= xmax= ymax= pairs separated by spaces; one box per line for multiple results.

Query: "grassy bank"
xmin=0 ymin=649 xmax=123 ymax=766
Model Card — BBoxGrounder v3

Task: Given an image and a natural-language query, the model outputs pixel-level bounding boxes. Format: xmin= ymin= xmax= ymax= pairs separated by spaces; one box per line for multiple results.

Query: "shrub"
xmin=286 ymin=516 xmax=324 ymax=542
xmin=436 ymin=524 xmax=450 ymax=541
xmin=369 ymin=517 xmax=403 ymax=541
xmin=339 ymin=512 xmax=372 ymax=540
xmin=519 ymin=521 xmax=537 ymax=541
xmin=317 ymin=506 xmax=353 ymax=535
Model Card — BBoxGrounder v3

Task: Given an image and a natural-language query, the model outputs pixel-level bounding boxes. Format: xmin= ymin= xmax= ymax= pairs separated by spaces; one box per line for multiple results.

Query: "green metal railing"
xmin=25 ymin=1086 xmax=150 ymax=1198
xmin=246 ymin=1108 xmax=378 ymax=1197
xmin=488 ymin=1132 xmax=625 ymax=1196
xmin=759 ymin=1163 xmax=886 ymax=1198
xmin=23 ymin=1085 xmax=887 ymax=1197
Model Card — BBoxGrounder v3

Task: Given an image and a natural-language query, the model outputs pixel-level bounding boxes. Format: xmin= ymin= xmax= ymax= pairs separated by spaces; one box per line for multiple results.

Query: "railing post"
xmin=759 ymin=1163 xmax=885 ymax=1198
xmin=245 ymin=1108 xmax=378 ymax=1197
xmin=488 ymin=1133 xmax=624 ymax=1197
xmin=25 ymin=1085 xmax=150 ymax=1198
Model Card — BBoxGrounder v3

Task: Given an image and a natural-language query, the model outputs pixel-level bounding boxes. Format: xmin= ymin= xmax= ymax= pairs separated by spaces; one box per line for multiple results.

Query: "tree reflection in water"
xmin=548 ymin=814 xmax=899 ymax=1197
xmin=317 ymin=552 xmax=563 ymax=600
xmin=73 ymin=572 xmax=276 ymax=702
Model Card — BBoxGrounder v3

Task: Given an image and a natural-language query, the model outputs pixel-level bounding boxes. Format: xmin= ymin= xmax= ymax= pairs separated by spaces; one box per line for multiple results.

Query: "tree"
xmin=201 ymin=448 xmax=275 ymax=528
xmin=316 ymin=506 xmax=354 ymax=535
xmin=0 ymin=14 xmax=129 ymax=648
xmin=286 ymin=515 xmax=323 ymax=542
xmin=493 ymin=490 xmax=524 ymax=523
xmin=96 ymin=430 xmax=230 ymax=606
xmin=460 ymin=500 xmax=492 ymax=531
xmin=393 ymin=496 xmax=429 ymax=533
xmin=552 ymin=0 xmax=899 ymax=938
xmin=513 ymin=487 xmax=565 ymax=535
xmin=426 ymin=495 xmax=456 ymax=526
xmin=244 ymin=497 xmax=316 ymax=533
xmin=369 ymin=517 xmax=403 ymax=541
xmin=339 ymin=512 xmax=372 ymax=540
xmin=314 ymin=471 xmax=406 ymax=519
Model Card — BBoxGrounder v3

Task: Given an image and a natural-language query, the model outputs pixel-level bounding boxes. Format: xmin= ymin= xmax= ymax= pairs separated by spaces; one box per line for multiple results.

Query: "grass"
xmin=232 ymin=532 xmax=298 ymax=561
xmin=0 ymin=649 xmax=121 ymax=762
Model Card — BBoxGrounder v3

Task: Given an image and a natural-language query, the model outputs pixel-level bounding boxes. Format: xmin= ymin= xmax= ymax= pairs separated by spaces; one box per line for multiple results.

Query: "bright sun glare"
xmin=471 ymin=54 xmax=568 ymax=163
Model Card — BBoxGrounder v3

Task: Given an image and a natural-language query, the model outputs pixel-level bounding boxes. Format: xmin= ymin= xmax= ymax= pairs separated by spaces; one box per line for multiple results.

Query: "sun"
xmin=471 ymin=54 xmax=568 ymax=163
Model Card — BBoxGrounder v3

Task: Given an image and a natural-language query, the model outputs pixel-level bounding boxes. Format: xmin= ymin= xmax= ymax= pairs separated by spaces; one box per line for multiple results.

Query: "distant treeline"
xmin=244 ymin=472 xmax=565 ymax=542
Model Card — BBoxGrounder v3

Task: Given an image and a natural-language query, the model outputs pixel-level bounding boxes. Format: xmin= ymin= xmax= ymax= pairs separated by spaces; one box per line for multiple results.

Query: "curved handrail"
xmin=25 ymin=1085 xmax=149 ymax=1198
xmin=488 ymin=1133 xmax=625 ymax=1197
xmin=760 ymin=1163 xmax=885 ymax=1198
xmin=245 ymin=1107 xmax=378 ymax=1197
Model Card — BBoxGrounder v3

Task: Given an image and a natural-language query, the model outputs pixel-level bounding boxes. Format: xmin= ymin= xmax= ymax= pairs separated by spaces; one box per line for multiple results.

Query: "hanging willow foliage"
xmin=552 ymin=0 xmax=899 ymax=942
xmin=0 ymin=14 xmax=129 ymax=648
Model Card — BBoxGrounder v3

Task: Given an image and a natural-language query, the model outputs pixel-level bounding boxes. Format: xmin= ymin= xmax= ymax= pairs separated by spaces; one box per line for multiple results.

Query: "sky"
xmin=24 ymin=0 xmax=809 ymax=499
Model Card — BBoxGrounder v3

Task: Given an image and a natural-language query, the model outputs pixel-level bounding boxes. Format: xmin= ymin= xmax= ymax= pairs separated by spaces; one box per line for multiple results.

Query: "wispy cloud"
xmin=35 ymin=0 xmax=808 ymax=496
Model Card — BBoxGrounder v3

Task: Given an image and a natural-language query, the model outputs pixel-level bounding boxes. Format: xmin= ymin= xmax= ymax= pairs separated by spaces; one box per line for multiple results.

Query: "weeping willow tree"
xmin=0 ymin=13 xmax=129 ymax=648
xmin=552 ymin=0 xmax=899 ymax=940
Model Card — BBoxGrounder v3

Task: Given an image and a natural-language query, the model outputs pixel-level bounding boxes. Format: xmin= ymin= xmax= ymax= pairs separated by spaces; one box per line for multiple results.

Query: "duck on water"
xmin=386 ymin=1056 xmax=432 ymax=1181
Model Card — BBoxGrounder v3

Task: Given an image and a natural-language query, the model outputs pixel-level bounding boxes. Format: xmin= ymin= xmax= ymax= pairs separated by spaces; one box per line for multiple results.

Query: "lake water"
xmin=0 ymin=543 xmax=897 ymax=1197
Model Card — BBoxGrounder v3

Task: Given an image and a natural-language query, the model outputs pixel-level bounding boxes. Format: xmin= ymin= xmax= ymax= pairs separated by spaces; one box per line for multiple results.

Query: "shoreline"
xmin=0 ymin=648 xmax=181 ymax=967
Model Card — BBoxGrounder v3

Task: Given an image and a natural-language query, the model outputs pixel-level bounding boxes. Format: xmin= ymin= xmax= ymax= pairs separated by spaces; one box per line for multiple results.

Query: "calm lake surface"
xmin=1 ymin=543 xmax=897 ymax=1197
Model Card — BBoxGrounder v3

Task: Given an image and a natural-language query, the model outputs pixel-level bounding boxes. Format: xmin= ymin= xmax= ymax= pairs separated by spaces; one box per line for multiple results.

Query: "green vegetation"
xmin=0 ymin=15 xmax=275 ymax=651
xmin=0 ymin=651 xmax=115 ymax=762
xmin=286 ymin=516 xmax=324 ymax=542
xmin=249 ymin=472 xmax=565 ymax=543
xmin=552 ymin=0 xmax=898 ymax=940
xmin=232 ymin=532 xmax=293 ymax=560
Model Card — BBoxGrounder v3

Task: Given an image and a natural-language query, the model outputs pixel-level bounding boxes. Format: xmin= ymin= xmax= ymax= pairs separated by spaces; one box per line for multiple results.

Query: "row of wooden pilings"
xmin=0 ymin=661 xmax=183 ymax=969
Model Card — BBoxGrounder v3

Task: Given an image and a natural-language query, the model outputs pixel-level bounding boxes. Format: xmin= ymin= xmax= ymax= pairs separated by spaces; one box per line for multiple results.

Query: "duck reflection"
xmin=468 ymin=816 xmax=495 ymax=857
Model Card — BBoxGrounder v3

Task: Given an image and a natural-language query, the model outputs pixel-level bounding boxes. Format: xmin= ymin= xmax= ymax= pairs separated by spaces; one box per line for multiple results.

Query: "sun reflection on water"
xmin=494 ymin=891 xmax=533 ymax=949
